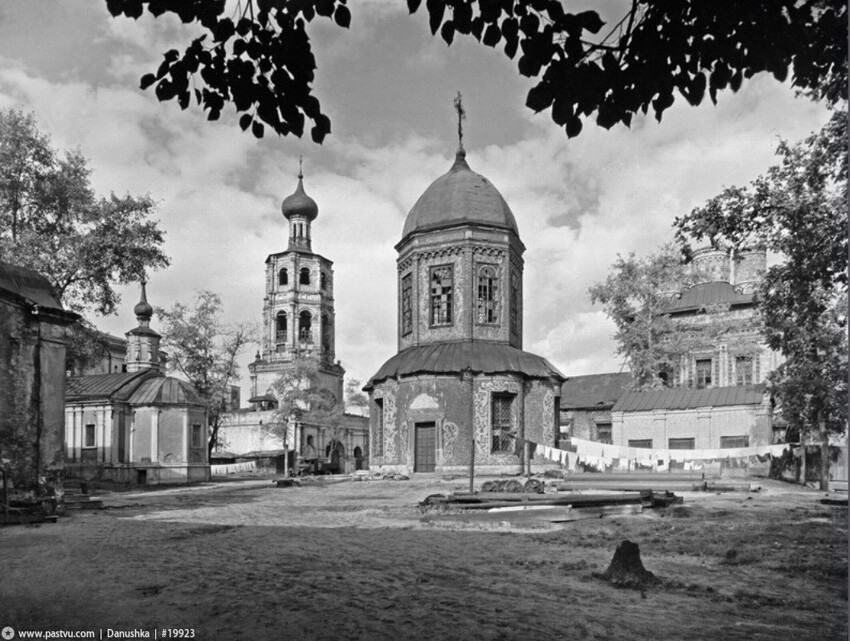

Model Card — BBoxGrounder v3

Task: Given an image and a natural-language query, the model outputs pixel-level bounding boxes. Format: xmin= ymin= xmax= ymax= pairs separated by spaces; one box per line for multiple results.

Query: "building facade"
xmin=611 ymin=247 xmax=782 ymax=452
xmin=219 ymin=171 xmax=368 ymax=473
xmin=64 ymin=285 xmax=209 ymax=485
xmin=366 ymin=148 xmax=565 ymax=475
xmin=0 ymin=262 xmax=78 ymax=498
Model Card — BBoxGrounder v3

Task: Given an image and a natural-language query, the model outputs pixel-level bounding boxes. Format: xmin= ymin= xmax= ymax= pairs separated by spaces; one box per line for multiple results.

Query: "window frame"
xmin=735 ymin=355 xmax=754 ymax=386
xmin=668 ymin=437 xmax=696 ymax=450
xmin=476 ymin=264 xmax=499 ymax=325
xmin=278 ymin=267 xmax=288 ymax=286
xmin=191 ymin=424 xmax=203 ymax=449
xmin=490 ymin=392 xmax=515 ymax=453
xmin=299 ymin=267 xmax=310 ymax=286
xmin=695 ymin=358 xmax=713 ymax=389
xmin=628 ymin=439 xmax=653 ymax=449
xmin=84 ymin=423 xmax=96 ymax=448
xmin=401 ymin=273 xmax=413 ymax=336
xmin=720 ymin=435 xmax=750 ymax=449
xmin=429 ymin=264 xmax=454 ymax=327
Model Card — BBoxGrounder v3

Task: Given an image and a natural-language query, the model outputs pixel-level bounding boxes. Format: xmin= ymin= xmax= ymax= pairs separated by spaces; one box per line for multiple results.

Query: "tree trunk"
xmin=818 ymin=411 xmax=830 ymax=491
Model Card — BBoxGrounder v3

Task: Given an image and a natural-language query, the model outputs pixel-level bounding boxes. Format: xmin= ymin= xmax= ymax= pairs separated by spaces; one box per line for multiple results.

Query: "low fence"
xmin=210 ymin=461 xmax=258 ymax=476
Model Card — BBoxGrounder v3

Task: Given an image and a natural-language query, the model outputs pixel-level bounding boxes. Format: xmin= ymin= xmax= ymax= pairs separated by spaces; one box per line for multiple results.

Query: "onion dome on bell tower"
xmin=126 ymin=281 xmax=162 ymax=373
xmin=281 ymin=159 xmax=319 ymax=251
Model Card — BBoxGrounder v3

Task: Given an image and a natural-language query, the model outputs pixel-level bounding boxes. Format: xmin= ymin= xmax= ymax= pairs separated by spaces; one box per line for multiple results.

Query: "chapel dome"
xmin=281 ymin=176 xmax=319 ymax=221
xmin=133 ymin=281 xmax=153 ymax=320
xmin=401 ymin=150 xmax=519 ymax=241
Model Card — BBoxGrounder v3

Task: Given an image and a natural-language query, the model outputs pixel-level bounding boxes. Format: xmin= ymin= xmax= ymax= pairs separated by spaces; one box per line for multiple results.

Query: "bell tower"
xmin=125 ymin=281 xmax=162 ymax=373
xmin=248 ymin=168 xmax=344 ymax=404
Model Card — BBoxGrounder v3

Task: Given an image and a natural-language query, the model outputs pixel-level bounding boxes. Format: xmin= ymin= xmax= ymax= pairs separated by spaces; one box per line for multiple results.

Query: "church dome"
xmin=133 ymin=281 xmax=153 ymax=321
xmin=281 ymin=175 xmax=319 ymax=221
xmin=401 ymin=150 xmax=518 ymax=241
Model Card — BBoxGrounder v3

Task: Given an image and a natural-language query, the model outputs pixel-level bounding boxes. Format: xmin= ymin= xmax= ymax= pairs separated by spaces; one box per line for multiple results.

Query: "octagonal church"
xmin=365 ymin=147 xmax=565 ymax=475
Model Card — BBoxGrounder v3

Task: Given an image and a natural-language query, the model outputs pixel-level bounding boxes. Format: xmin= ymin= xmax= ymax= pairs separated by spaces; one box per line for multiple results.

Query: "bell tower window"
xmin=299 ymin=311 xmax=313 ymax=343
xmin=300 ymin=267 xmax=311 ymax=285
xmin=320 ymin=272 xmax=327 ymax=290
xmin=430 ymin=265 xmax=453 ymax=326
xmin=276 ymin=312 xmax=287 ymax=349
xmin=278 ymin=268 xmax=288 ymax=286
xmin=477 ymin=265 xmax=498 ymax=324
xmin=509 ymin=269 xmax=519 ymax=336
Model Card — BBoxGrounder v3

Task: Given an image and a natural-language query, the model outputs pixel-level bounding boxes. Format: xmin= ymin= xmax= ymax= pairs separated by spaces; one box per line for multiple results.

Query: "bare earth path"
xmin=1 ymin=476 xmax=846 ymax=641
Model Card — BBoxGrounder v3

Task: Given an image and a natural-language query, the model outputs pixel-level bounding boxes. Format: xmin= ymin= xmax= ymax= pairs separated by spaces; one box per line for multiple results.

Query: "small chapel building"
xmin=64 ymin=284 xmax=209 ymax=485
xmin=365 ymin=146 xmax=565 ymax=475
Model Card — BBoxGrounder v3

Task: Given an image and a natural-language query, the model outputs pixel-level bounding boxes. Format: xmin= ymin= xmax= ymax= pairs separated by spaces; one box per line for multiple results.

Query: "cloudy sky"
xmin=0 ymin=1 xmax=832 ymax=397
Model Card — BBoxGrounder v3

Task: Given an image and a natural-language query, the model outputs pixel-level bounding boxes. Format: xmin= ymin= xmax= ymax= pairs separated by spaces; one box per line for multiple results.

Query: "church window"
xmin=491 ymin=393 xmax=515 ymax=453
xmin=477 ymin=265 xmax=498 ymax=324
xmin=595 ymin=422 xmax=613 ymax=445
xmin=735 ymin=356 xmax=754 ymax=386
xmin=299 ymin=311 xmax=313 ymax=342
xmin=401 ymin=273 xmax=412 ymax=335
xmin=84 ymin=424 xmax=96 ymax=448
xmin=509 ymin=269 xmax=519 ymax=336
xmin=430 ymin=265 xmax=453 ymax=326
xmin=695 ymin=358 xmax=713 ymax=389
xmin=276 ymin=312 xmax=287 ymax=346
xmin=628 ymin=439 xmax=653 ymax=449
xmin=300 ymin=267 xmax=310 ymax=285
xmin=278 ymin=268 xmax=288 ymax=286
xmin=191 ymin=424 xmax=203 ymax=449
xmin=320 ymin=272 xmax=327 ymax=290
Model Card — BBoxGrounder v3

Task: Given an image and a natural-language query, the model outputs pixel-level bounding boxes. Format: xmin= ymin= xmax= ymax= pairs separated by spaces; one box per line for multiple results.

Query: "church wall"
xmin=371 ymin=373 xmax=563 ymax=475
xmin=158 ymin=409 xmax=185 ymax=462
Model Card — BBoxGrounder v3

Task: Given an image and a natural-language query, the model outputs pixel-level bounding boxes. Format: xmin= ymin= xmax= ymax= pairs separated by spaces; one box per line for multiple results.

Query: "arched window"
xmin=477 ymin=265 xmax=498 ymax=324
xmin=299 ymin=310 xmax=312 ymax=342
xmin=300 ymin=267 xmax=310 ymax=285
xmin=275 ymin=312 xmax=287 ymax=346
xmin=278 ymin=268 xmax=288 ymax=286
xmin=320 ymin=271 xmax=327 ymax=290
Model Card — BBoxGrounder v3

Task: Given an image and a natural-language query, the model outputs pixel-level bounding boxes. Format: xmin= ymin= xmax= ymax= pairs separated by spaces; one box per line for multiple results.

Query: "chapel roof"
xmin=365 ymin=341 xmax=565 ymax=390
xmin=281 ymin=174 xmax=319 ymax=221
xmin=65 ymin=370 xmax=158 ymax=401
xmin=400 ymin=150 xmax=518 ymax=242
xmin=612 ymin=383 xmax=767 ymax=412
xmin=127 ymin=375 xmax=206 ymax=406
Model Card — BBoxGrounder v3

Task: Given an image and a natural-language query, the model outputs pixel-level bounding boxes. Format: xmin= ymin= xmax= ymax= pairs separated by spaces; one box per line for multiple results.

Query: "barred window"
xmin=628 ymin=439 xmax=653 ymax=449
xmin=477 ymin=265 xmax=498 ymax=324
xmin=491 ymin=393 xmax=515 ymax=453
xmin=735 ymin=355 xmax=754 ymax=386
xmin=430 ymin=265 xmax=453 ymax=326
xmin=401 ymin=273 xmax=413 ymax=336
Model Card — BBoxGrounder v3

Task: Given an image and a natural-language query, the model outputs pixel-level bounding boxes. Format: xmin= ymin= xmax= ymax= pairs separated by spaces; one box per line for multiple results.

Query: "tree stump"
xmin=600 ymin=540 xmax=660 ymax=588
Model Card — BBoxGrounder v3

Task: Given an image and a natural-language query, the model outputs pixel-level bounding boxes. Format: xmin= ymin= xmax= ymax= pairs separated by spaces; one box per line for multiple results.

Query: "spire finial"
xmin=453 ymin=91 xmax=466 ymax=154
xmin=298 ymin=156 xmax=303 ymax=180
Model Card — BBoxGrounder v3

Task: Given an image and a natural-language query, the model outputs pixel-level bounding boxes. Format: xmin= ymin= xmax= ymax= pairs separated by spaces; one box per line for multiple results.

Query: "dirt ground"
xmin=1 ymin=475 xmax=847 ymax=641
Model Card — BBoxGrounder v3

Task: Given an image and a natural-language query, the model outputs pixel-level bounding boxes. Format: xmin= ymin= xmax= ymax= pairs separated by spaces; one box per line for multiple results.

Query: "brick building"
xmin=366 ymin=148 xmax=565 ymax=475
xmin=0 ymin=262 xmax=78 ymax=497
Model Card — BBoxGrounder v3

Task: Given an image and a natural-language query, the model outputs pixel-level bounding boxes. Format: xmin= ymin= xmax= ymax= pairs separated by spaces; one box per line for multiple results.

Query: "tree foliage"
xmin=0 ymin=109 xmax=170 ymax=316
xmin=675 ymin=109 xmax=848 ymax=482
xmin=588 ymin=244 xmax=707 ymax=389
xmin=156 ymin=290 xmax=256 ymax=454
xmin=0 ymin=108 xmax=170 ymax=370
xmin=106 ymin=0 xmax=846 ymax=140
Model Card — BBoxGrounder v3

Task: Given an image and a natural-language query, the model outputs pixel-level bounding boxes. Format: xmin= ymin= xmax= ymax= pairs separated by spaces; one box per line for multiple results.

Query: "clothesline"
xmin=521 ymin=436 xmax=791 ymax=472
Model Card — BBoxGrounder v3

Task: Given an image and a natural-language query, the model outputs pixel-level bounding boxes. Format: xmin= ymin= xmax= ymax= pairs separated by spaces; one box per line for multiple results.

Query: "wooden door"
xmin=414 ymin=422 xmax=436 ymax=473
